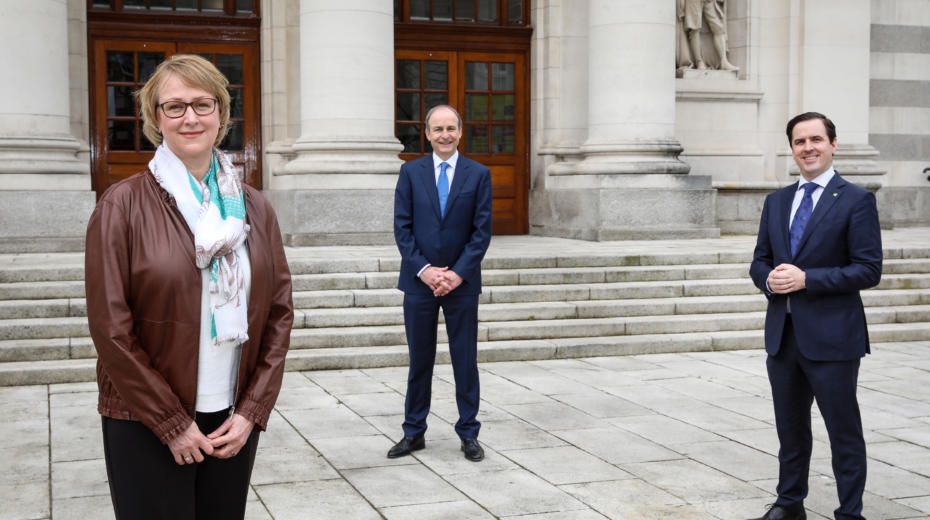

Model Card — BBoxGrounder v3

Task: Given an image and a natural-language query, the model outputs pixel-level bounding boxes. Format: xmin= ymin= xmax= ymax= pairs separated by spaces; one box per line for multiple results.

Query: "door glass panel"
xmin=93 ymin=1 xmax=111 ymax=6
xmin=150 ymin=0 xmax=172 ymax=8
xmin=216 ymin=54 xmax=243 ymax=84
xmin=491 ymin=63 xmax=514 ymax=91
xmin=107 ymin=86 xmax=136 ymax=117
xmin=202 ymin=0 xmax=224 ymax=11
xmin=229 ymin=88 xmax=244 ymax=118
xmin=138 ymin=52 xmax=165 ymax=83
xmin=434 ymin=0 xmax=453 ymax=21
xmin=478 ymin=0 xmax=497 ymax=22
xmin=222 ymin=124 xmax=243 ymax=151
xmin=108 ymin=120 xmax=136 ymax=150
xmin=465 ymin=62 xmax=488 ymax=90
xmin=107 ymin=52 xmax=134 ymax=82
xmin=397 ymin=124 xmax=421 ymax=153
xmin=508 ymin=0 xmax=523 ymax=23
xmin=123 ymin=0 xmax=145 ymax=8
xmin=465 ymin=94 xmax=488 ymax=121
xmin=491 ymin=94 xmax=514 ymax=120
xmin=177 ymin=0 xmax=197 ymax=10
xmin=236 ymin=0 xmax=253 ymax=12
xmin=424 ymin=93 xmax=448 ymax=113
xmin=466 ymin=125 xmax=489 ymax=153
xmin=455 ymin=0 xmax=475 ymax=21
xmin=424 ymin=61 xmax=447 ymax=90
xmin=397 ymin=93 xmax=421 ymax=122
xmin=397 ymin=60 xmax=420 ymax=89
xmin=410 ymin=0 xmax=429 ymax=20
xmin=492 ymin=125 xmax=514 ymax=153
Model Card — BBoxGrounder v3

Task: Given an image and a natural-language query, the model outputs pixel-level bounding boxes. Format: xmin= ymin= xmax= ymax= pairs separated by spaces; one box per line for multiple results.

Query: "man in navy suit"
xmin=389 ymin=105 xmax=493 ymax=462
xmin=749 ymin=112 xmax=882 ymax=520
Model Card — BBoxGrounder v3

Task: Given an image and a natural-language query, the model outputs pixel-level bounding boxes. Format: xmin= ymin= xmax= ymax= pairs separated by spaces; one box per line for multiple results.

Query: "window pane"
xmin=455 ymin=0 xmax=475 ymax=21
xmin=177 ymin=0 xmax=196 ymax=9
xmin=508 ymin=0 xmax=523 ymax=23
xmin=107 ymin=52 xmax=134 ymax=83
xmin=107 ymin=86 xmax=136 ymax=117
xmin=492 ymin=125 xmax=514 ymax=153
xmin=491 ymin=94 xmax=514 ymax=121
xmin=410 ymin=0 xmax=429 ymax=20
xmin=222 ymin=124 xmax=243 ymax=151
xmin=478 ymin=0 xmax=497 ymax=22
xmin=465 ymin=62 xmax=488 ymax=90
xmin=229 ymin=88 xmax=244 ymax=118
xmin=202 ymin=0 xmax=224 ymax=11
xmin=397 ymin=124 xmax=421 ymax=153
xmin=92 ymin=1 xmax=111 ymax=7
xmin=216 ymin=54 xmax=243 ymax=84
xmin=237 ymin=0 xmax=253 ymax=12
xmin=396 ymin=60 xmax=419 ymax=89
xmin=139 ymin=52 xmax=165 ymax=83
xmin=108 ymin=120 xmax=136 ymax=150
xmin=491 ymin=63 xmax=514 ymax=91
xmin=424 ymin=61 xmax=447 ymax=90
xmin=141 ymin=128 xmax=156 ymax=150
xmin=466 ymin=125 xmax=488 ymax=154
xmin=434 ymin=0 xmax=453 ymax=20
xmin=150 ymin=0 xmax=172 ymax=9
xmin=123 ymin=0 xmax=145 ymax=8
xmin=424 ymin=93 xmax=448 ymax=114
xmin=465 ymin=94 xmax=488 ymax=121
xmin=396 ymin=93 xmax=420 ymax=122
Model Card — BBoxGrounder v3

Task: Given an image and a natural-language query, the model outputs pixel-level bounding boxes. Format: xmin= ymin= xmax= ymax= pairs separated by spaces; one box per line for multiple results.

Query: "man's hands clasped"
xmin=420 ymin=266 xmax=464 ymax=297
xmin=767 ymin=263 xmax=806 ymax=294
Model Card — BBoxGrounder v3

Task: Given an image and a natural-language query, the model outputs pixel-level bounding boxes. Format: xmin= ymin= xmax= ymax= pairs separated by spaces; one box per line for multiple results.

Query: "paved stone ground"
xmin=3 ymin=341 xmax=930 ymax=519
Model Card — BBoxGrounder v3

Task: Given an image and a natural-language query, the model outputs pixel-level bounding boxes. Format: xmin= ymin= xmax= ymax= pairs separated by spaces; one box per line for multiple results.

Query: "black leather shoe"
xmin=748 ymin=503 xmax=806 ymax=520
xmin=387 ymin=435 xmax=425 ymax=458
xmin=461 ymin=438 xmax=484 ymax=461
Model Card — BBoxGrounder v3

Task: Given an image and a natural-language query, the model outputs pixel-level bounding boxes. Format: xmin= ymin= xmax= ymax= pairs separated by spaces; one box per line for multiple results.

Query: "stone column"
xmin=792 ymin=0 xmax=888 ymax=223
xmin=269 ymin=0 xmax=402 ymax=245
xmin=0 ymin=0 xmax=93 ymax=252
xmin=535 ymin=0 xmax=717 ymax=239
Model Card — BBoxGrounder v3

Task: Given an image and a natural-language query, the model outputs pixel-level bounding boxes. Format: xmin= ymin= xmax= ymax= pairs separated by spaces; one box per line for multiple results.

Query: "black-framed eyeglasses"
xmin=158 ymin=97 xmax=217 ymax=119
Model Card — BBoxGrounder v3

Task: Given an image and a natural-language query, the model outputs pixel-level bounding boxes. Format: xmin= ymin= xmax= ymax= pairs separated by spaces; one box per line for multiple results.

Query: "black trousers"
xmin=766 ymin=315 xmax=866 ymax=520
xmin=102 ymin=409 xmax=260 ymax=520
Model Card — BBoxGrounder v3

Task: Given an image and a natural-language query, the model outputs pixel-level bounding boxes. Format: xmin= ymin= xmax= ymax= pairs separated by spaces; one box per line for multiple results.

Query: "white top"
xmin=196 ymin=242 xmax=251 ymax=413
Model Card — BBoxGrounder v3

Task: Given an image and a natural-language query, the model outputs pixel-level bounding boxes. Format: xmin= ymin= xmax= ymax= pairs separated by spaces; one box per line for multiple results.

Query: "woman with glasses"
xmin=85 ymin=54 xmax=293 ymax=519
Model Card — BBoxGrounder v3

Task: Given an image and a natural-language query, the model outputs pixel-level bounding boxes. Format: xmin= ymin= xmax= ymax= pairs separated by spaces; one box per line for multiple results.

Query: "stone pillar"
xmin=791 ymin=0 xmax=888 ymax=224
xmin=0 ymin=0 xmax=93 ymax=252
xmin=269 ymin=0 xmax=403 ymax=245
xmin=534 ymin=0 xmax=718 ymax=239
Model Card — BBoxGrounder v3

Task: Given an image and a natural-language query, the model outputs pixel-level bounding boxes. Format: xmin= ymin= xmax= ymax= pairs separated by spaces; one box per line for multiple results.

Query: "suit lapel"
xmin=416 ymin=158 xmax=442 ymax=219
xmin=794 ymin=174 xmax=845 ymax=259
xmin=444 ymin=156 xmax=470 ymax=217
xmin=777 ymin=183 xmax=797 ymax=258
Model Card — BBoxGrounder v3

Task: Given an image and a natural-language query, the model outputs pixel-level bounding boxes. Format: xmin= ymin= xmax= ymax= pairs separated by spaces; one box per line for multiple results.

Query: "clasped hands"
xmin=420 ymin=266 xmax=463 ymax=297
xmin=167 ymin=412 xmax=254 ymax=466
xmin=767 ymin=263 xmax=806 ymax=294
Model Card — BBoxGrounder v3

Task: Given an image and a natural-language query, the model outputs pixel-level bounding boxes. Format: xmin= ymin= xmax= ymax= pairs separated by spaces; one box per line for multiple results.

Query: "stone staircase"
xmin=2 ymin=242 xmax=930 ymax=386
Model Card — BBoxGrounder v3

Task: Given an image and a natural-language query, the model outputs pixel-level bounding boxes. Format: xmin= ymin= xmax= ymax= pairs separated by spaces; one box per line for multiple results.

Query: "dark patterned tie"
xmin=438 ymin=161 xmax=450 ymax=217
xmin=789 ymin=183 xmax=818 ymax=257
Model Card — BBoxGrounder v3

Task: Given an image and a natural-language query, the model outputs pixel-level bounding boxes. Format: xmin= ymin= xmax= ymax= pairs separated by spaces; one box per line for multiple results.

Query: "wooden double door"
xmin=90 ymin=40 xmax=260 ymax=195
xmin=395 ymin=50 xmax=528 ymax=235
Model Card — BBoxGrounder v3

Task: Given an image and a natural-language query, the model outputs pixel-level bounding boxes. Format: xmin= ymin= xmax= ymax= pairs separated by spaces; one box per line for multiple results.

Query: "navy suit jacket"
xmin=749 ymin=173 xmax=882 ymax=361
xmin=394 ymin=154 xmax=493 ymax=297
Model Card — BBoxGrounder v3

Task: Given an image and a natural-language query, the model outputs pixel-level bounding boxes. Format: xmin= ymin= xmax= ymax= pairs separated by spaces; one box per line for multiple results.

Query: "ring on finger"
xmin=184 ymin=456 xmax=193 ymax=463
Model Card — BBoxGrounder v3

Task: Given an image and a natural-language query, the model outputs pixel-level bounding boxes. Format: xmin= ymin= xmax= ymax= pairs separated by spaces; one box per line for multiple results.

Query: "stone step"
xmin=0 ymin=265 xmax=84 ymax=283
xmin=0 ymin=299 xmax=86 ymax=319
xmin=0 ymin=281 xmax=84 ymax=300
xmin=0 ymin=317 xmax=89 ymax=341
xmin=6 ymin=324 xmax=930 ymax=386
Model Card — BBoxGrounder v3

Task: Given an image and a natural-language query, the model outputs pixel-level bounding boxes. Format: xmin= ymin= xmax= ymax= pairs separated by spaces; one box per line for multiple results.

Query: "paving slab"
xmin=254 ymin=480 xmax=381 ymax=520
xmin=444 ymin=469 xmax=587 ymax=517
xmin=501 ymin=445 xmax=631 ymax=485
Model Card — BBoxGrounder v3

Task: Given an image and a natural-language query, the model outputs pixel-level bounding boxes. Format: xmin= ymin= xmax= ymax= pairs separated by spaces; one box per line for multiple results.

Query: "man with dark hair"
xmin=389 ymin=104 xmax=493 ymax=462
xmin=748 ymin=112 xmax=882 ymax=520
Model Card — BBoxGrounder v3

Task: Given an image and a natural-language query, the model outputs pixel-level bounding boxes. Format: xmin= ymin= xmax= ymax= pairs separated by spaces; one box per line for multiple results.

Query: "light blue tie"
xmin=438 ymin=161 xmax=450 ymax=217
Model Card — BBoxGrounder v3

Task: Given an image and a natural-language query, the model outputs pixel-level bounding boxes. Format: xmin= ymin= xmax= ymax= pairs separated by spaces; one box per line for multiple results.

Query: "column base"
xmin=0 ymin=136 xmax=90 ymax=178
xmin=281 ymin=137 xmax=403 ymax=180
xmin=265 ymin=188 xmax=396 ymax=247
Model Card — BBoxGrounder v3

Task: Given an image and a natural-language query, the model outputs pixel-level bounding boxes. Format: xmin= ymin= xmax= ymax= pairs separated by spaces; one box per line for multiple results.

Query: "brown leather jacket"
xmin=85 ymin=170 xmax=293 ymax=443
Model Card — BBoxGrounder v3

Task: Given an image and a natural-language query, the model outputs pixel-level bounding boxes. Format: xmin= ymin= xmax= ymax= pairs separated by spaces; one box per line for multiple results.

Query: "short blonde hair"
xmin=137 ymin=54 xmax=231 ymax=147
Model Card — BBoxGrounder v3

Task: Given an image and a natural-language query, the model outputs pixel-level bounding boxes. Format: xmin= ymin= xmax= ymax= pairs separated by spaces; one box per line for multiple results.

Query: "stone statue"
xmin=676 ymin=0 xmax=738 ymax=72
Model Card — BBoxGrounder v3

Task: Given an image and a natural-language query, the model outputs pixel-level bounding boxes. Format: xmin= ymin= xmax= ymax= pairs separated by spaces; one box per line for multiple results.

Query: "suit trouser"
xmin=402 ymin=290 xmax=480 ymax=439
xmin=766 ymin=315 xmax=866 ymax=520
xmin=102 ymin=408 xmax=260 ymax=520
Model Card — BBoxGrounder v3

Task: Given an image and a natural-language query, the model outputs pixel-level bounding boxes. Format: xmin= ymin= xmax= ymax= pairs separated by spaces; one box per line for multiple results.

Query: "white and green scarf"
xmin=149 ymin=144 xmax=250 ymax=348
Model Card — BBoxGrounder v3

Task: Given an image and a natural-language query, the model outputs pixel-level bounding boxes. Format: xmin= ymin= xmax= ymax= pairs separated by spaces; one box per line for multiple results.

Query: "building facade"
xmin=0 ymin=0 xmax=927 ymax=251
